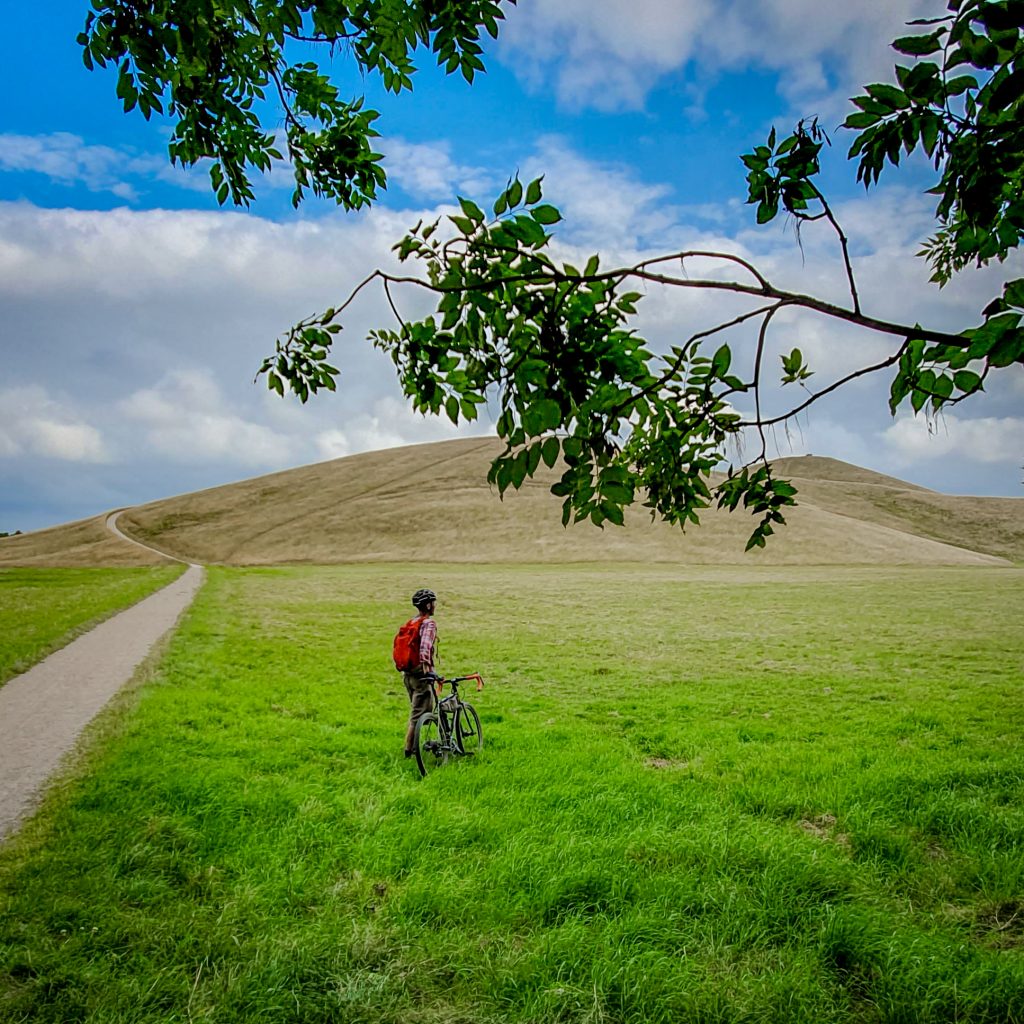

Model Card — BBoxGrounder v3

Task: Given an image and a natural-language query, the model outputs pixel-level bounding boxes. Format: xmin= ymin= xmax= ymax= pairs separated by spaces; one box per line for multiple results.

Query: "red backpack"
xmin=392 ymin=615 xmax=426 ymax=672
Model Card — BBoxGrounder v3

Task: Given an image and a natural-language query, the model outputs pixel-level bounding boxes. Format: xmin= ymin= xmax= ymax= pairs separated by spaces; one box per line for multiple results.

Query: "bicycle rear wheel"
xmin=414 ymin=712 xmax=447 ymax=777
xmin=455 ymin=702 xmax=483 ymax=754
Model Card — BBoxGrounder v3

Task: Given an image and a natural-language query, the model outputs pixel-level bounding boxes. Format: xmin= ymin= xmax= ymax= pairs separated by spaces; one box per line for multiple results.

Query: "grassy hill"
xmin=1 ymin=437 xmax=1020 ymax=566
xmin=0 ymin=513 xmax=171 ymax=568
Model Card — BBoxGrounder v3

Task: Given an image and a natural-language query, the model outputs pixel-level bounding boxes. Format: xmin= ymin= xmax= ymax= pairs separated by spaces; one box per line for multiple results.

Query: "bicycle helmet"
xmin=412 ymin=587 xmax=437 ymax=608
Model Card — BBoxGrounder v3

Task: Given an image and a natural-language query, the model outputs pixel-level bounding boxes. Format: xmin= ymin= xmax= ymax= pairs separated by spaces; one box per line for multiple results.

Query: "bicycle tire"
xmin=455 ymin=702 xmax=483 ymax=754
xmin=414 ymin=711 xmax=447 ymax=777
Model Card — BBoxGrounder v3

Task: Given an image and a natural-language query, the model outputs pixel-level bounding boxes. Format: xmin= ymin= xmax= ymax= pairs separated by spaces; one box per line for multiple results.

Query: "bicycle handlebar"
xmin=434 ymin=673 xmax=485 ymax=695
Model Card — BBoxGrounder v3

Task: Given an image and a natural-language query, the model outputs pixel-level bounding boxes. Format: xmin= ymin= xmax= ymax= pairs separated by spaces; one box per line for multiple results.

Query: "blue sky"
xmin=1 ymin=0 xmax=1021 ymax=533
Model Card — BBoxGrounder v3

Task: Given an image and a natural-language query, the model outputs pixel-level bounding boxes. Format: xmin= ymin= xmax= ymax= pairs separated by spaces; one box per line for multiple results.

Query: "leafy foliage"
xmin=846 ymin=0 xmax=1024 ymax=283
xmin=85 ymin=2 xmax=1020 ymax=548
xmin=266 ymin=177 xmax=806 ymax=547
xmin=79 ymin=0 xmax=515 ymax=207
xmin=320 ymin=0 xmax=1020 ymax=550
xmin=263 ymin=99 xmax=1019 ymax=545
xmin=844 ymin=0 xmax=1024 ymax=421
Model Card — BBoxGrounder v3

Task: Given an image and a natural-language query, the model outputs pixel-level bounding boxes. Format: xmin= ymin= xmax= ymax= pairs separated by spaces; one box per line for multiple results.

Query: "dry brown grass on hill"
xmin=772 ymin=457 xmax=1024 ymax=563
xmin=0 ymin=514 xmax=170 ymax=568
xmin=112 ymin=437 xmax=1013 ymax=567
xmin=3 ymin=437 xmax=1019 ymax=567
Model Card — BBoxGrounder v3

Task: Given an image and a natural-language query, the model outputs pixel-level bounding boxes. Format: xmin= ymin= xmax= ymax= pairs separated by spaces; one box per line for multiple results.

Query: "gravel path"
xmin=0 ymin=515 xmax=204 ymax=841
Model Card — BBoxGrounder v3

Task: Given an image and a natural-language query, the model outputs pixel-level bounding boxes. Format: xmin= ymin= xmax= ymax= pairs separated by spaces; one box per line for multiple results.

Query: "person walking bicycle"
xmin=393 ymin=588 xmax=439 ymax=759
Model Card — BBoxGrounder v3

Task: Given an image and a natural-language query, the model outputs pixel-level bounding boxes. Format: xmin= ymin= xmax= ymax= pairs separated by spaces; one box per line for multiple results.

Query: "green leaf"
xmin=945 ymin=74 xmax=978 ymax=96
xmin=989 ymin=328 xmax=1024 ymax=368
xmin=458 ymin=197 xmax=485 ymax=223
xmin=920 ymin=113 xmax=940 ymax=157
xmin=602 ymin=503 xmax=625 ymax=527
xmin=523 ymin=398 xmax=561 ymax=435
xmin=844 ymin=111 xmax=882 ymax=129
xmin=600 ymin=482 xmax=633 ymax=504
xmin=563 ymin=436 xmax=583 ymax=459
xmin=711 ymin=344 xmax=731 ymax=376
xmin=510 ymin=453 xmax=528 ymax=489
xmin=745 ymin=532 xmax=766 ymax=552
xmin=933 ymin=374 xmax=954 ymax=400
xmin=893 ymin=32 xmax=943 ymax=56
xmin=530 ymin=204 xmax=562 ymax=225
xmin=541 ymin=435 xmax=560 ymax=468
xmin=988 ymin=67 xmax=1024 ymax=112
xmin=1004 ymin=279 xmax=1024 ymax=309
xmin=953 ymin=370 xmax=982 ymax=393
xmin=865 ymin=83 xmax=911 ymax=110
xmin=525 ymin=177 xmax=543 ymax=205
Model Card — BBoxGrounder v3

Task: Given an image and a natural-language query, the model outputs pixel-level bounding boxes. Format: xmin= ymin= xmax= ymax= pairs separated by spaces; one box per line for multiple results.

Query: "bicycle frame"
xmin=413 ymin=674 xmax=484 ymax=776
xmin=435 ymin=676 xmax=483 ymax=753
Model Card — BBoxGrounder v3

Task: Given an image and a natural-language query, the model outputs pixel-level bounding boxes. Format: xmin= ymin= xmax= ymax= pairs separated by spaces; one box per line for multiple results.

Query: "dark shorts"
xmin=403 ymin=671 xmax=435 ymax=725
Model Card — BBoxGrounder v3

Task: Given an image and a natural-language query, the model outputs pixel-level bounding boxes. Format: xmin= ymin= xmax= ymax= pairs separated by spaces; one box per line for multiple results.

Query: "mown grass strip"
xmin=0 ymin=566 xmax=186 ymax=686
xmin=1 ymin=564 xmax=1022 ymax=1023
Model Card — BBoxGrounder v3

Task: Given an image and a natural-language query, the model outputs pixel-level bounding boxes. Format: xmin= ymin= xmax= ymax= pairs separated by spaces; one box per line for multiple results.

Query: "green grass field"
xmin=0 ymin=566 xmax=185 ymax=686
xmin=1 ymin=564 xmax=1022 ymax=1023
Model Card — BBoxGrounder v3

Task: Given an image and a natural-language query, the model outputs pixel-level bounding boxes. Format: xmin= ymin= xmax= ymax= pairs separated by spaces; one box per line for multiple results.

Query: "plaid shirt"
xmin=418 ymin=616 xmax=437 ymax=672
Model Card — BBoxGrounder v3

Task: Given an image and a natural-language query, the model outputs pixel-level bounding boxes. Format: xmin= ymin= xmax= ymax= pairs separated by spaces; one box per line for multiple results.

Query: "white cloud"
xmin=31 ymin=421 xmax=107 ymax=461
xmin=382 ymin=138 xmax=497 ymax=201
xmin=518 ymin=136 xmax=678 ymax=249
xmin=0 ymin=199 xmax=498 ymax=528
xmin=2 ymin=115 xmax=1022 ymax=531
xmin=884 ymin=414 xmax=1024 ymax=466
xmin=118 ymin=370 xmax=295 ymax=466
xmin=0 ymin=386 xmax=109 ymax=463
xmin=0 ymin=132 xmax=261 ymax=200
xmin=314 ymin=397 xmax=492 ymax=461
xmin=0 ymin=132 xmax=137 ymax=197
xmin=501 ymin=0 xmax=932 ymax=115
xmin=500 ymin=0 xmax=708 ymax=109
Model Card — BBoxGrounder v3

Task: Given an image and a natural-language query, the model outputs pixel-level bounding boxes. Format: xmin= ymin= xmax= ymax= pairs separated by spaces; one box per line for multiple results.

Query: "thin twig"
xmin=751 ymin=305 xmax=783 ymax=461
xmin=808 ymin=182 xmax=861 ymax=314
xmin=634 ymin=250 xmax=772 ymax=290
xmin=383 ymin=278 xmax=403 ymax=325
xmin=611 ymin=302 xmax=782 ymax=418
xmin=742 ymin=345 xmax=908 ymax=428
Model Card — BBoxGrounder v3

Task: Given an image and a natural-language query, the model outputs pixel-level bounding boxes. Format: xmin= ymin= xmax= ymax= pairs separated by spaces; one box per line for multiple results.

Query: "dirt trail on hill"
xmin=0 ymin=515 xmax=203 ymax=842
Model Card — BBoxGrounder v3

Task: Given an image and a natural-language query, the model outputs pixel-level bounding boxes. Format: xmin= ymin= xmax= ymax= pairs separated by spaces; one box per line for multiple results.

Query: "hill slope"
xmin=0 ymin=514 xmax=172 ymax=568
xmin=3 ymin=438 xmax=1018 ymax=567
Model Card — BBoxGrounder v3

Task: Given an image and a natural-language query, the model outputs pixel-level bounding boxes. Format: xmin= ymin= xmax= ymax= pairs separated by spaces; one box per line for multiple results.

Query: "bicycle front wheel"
xmin=414 ymin=712 xmax=447 ymax=777
xmin=455 ymin=702 xmax=483 ymax=754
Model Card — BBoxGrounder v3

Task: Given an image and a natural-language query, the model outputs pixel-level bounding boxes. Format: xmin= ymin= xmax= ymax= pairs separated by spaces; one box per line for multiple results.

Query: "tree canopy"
xmin=84 ymin=0 xmax=1024 ymax=548
xmin=80 ymin=0 xmax=516 ymax=207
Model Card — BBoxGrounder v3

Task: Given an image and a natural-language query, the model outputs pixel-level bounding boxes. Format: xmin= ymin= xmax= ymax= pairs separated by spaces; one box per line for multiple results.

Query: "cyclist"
xmin=402 ymin=588 xmax=439 ymax=758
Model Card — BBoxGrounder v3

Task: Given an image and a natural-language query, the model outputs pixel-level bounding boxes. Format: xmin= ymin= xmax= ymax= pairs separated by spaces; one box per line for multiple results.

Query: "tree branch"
xmin=751 ymin=305 xmax=783 ymax=460
xmin=807 ymin=182 xmax=861 ymax=315
xmin=742 ymin=345 xmax=908 ymax=428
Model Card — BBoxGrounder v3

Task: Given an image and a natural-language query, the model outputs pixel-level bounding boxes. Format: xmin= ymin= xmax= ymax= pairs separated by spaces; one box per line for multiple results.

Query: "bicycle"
xmin=413 ymin=674 xmax=484 ymax=777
